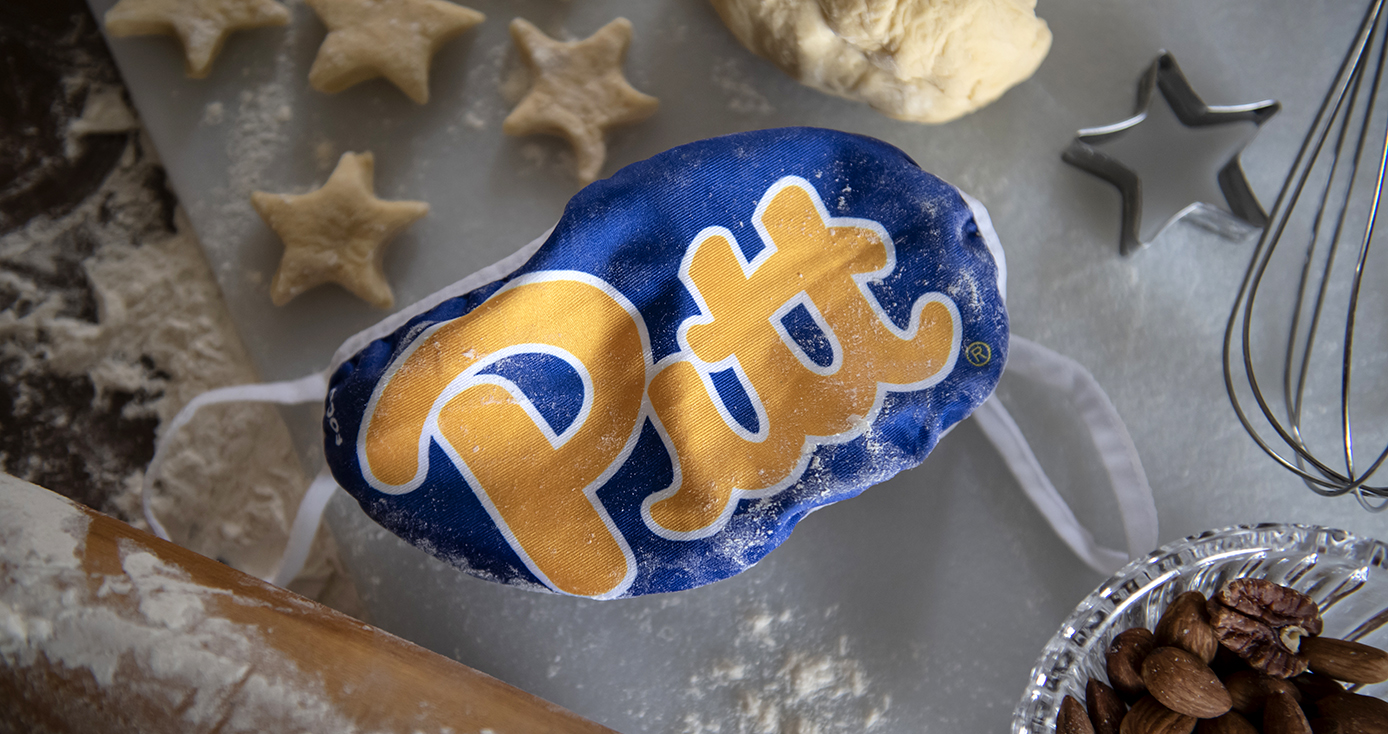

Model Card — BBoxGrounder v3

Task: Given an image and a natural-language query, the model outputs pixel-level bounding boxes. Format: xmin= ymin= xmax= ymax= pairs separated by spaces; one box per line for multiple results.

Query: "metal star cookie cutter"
xmin=1062 ymin=51 xmax=1281 ymax=256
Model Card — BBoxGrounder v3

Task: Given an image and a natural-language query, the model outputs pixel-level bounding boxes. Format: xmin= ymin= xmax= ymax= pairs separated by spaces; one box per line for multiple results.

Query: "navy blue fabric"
xmin=477 ymin=354 xmax=585 ymax=437
xmin=781 ymin=304 xmax=835 ymax=368
xmin=324 ymin=128 xmax=1008 ymax=596
xmin=710 ymin=368 xmax=760 ymax=434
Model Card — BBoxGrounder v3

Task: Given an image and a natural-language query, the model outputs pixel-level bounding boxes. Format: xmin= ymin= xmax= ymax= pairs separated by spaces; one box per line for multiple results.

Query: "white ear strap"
xmin=273 ymin=467 xmax=341 ymax=587
xmin=143 ymin=233 xmax=550 ymax=586
xmin=142 ymin=371 xmax=333 ymax=584
xmin=974 ymin=336 xmax=1159 ymax=574
xmin=143 ymin=338 xmax=1156 ymax=583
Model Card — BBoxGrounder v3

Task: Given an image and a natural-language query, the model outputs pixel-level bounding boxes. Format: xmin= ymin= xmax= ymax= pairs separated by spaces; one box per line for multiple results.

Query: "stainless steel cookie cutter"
xmin=1063 ymin=51 xmax=1280 ymax=256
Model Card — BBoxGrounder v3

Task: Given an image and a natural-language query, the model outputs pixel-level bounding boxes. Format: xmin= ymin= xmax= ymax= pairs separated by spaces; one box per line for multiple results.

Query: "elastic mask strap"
xmin=274 ymin=466 xmax=340 ymax=587
xmin=973 ymin=336 xmax=1158 ymax=575
xmin=142 ymin=371 xmax=333 ymax=584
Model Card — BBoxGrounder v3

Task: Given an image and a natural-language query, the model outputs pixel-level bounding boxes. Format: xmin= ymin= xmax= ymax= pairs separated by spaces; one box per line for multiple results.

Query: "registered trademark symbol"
xmin=965 ymin=341 xmax=992 ymax=367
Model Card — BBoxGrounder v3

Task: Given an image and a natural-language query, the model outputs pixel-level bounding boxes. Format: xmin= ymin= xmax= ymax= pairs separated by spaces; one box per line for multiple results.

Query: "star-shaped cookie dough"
xmin=251 ymin=152 xmax=428 ymax=309
xmin=104 ymin=0 xmax=290 ymax=78
xmin=305 ymin=0 xmax=484 ymax=104
xmin=503 ymin=17 xmax=659 ymax=184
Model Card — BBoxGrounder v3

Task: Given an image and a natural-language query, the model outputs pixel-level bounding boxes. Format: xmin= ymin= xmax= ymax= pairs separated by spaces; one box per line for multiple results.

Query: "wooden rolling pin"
xmin=0 ymin=472 xmax=617 ymax=734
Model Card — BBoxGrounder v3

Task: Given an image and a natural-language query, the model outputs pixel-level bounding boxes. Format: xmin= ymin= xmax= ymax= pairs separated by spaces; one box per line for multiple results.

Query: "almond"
xmin=1316 ymin=691 xmax=1388 ymax=733
xmin=1263 ymin=675 xmax=1304 ymax=704
xmin=1222 ymin=670 xmax=1265 ymax=714
xmin=1142 ymin=646 xmax=1233 ymax=719
xmin=1195 ymin=711 xmax=1258 ymax=734
xmin=1060 ymin=694 xmax=1096 ymax=734
xmin=1156 ymin=592 xmax=1219 ymax=663
xmin=1109 ymin=628 xmax=1157 ymax=702
xmin=1088 ymin=678 xmax=1127 ymax=734
xmin=1307 ymin=718 xmax=1346 ymax=734
xmin=1301 ymin=636 xmax=1388 ymax=686
xmin=1291 ymin=671 xmax=1345 ymax=702
xmin=1264 ymin=690 xmax=1313 ymax=734
xmin=1120 ymin=696 xmax=1196 ymax=734
xmin=1221 ymin=666 xmax=1299 ymax=714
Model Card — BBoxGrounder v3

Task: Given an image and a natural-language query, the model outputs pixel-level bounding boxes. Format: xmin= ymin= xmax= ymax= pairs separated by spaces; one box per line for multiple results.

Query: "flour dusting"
xmin=712 ymin=58 xmax=774 ymax=116
xmin=0 ymin=480 xmax=358 ymax=732
xmin=66 ymin=85 xmax=138 ymax=155
xmin=680 ymin=608 xmax=890 ymax=734
xmin=1 ymin=83 xmax=354 ymax=608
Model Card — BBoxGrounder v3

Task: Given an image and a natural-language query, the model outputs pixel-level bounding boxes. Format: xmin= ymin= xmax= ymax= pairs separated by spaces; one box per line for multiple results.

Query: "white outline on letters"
xmin=639 ymin=176 xmax=962 ymax=541
xmin=354 ymin=178 xmax=965 ymax=592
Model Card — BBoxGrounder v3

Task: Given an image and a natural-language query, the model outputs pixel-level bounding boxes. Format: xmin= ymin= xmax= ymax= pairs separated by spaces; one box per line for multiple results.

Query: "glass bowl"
xmin=1012 ymin=524 xmax=1388 ymax=733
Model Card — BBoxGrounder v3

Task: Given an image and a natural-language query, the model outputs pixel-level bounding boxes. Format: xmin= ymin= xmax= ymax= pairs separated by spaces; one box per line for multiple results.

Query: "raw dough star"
xmin=251 ymin=152 xmax=428 ymax=309
xmin=305 ymin=0 xmax=484 ymax=104
xmin=503 ymin=17 xmax=659 ymax=184
xmin=104 ymin=0 xmax=290 ymax=78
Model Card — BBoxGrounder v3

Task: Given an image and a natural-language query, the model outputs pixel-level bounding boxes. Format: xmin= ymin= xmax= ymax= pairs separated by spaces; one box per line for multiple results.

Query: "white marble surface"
xmin=88 ymin=0 xmax=1387 ymax=730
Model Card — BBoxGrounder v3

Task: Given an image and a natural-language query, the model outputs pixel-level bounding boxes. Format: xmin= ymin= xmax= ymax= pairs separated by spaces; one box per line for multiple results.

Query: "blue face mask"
xmin=142 ymin=128 xmax=1153 ymax=599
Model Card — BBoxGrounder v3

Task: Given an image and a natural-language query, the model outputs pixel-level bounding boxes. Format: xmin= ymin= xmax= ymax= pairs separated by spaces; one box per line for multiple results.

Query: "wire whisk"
xmin=1224 ymin=0 xmax=1388 ymax=511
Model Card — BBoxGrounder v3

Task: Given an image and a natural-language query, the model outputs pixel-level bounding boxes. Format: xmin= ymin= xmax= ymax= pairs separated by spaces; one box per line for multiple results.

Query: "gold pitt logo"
xmin=356 ymin=177 xmax=962 ymax=597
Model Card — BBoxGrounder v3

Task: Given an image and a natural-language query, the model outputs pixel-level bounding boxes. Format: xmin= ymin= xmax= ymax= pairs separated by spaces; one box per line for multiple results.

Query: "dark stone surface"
xmin=0 ymin=0 xmax=129 ymax=236
xmin=0 ymin=0 xmax=173 ymax=515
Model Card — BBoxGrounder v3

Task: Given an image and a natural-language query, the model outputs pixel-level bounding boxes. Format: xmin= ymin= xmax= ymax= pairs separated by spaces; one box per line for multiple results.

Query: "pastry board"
xmin=86 ymin=0 xmax=1386 ymax=730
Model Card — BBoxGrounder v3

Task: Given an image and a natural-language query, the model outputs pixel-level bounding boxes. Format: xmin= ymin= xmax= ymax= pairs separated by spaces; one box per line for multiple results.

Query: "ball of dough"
xmin=709 ymin=0 xmax=1052 ymax=123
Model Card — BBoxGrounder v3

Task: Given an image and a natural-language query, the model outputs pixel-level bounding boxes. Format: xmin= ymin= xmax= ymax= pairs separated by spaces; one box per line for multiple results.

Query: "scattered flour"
xmin=2 ymin=98 xmax=355 ymax=609
xmin=499 ymin=49 xmax=533 ymax=106
xmin=196 ymin=13 xmax=307 ymax=268
xmin=680 ymin=608 xmax=891 ymax=734
xmin=0 ymin=477 xmax=358 ymax=732
xmin=712 ymin=58 xmax=774 ymax=116
xmin=65 ymin=85 xmax=139 ymax=155
xmin=315 ymin=138 xmax=339 ymax=171
xmin=518 ymin=141 xmax=576 ymax=177
xmin=203 ymin=100 xmax=226 ymax=125
xmin=457 ymin=40 xmax=523 ymax=131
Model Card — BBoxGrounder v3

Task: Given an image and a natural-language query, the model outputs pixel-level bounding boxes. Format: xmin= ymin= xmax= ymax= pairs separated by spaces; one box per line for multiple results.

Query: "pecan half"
xmin=1216 ymin=579 xmax=1323 ymax=637
xmin=1207 ymin=580 xmax=1322 ymax=679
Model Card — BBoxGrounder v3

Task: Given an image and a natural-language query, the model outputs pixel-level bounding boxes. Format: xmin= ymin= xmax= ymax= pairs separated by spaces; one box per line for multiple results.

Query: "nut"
xmin=1264 ymin=675 xmax=1304 ymax=704
xmin=1207 ymin=599 xmax=1308 ymax=679
xmin=1120 ymin=696 xmax=1197 ymax=734
xmin=1300 ymin=635 xmax=1388 ymax=685
xmin=1141 ymin=646 xmax=1233 ymax=719
xmin=1263 ymin=690 xmax=1313 ymax=734
xmin=1060 ymin=694 xmax=1097 ymax=734
xmin=1056 ymin=578 xmax=1386 ymax=734
xmin=1290 ymin=671 xmax=1345 ymax=702
xmin=1194 ymin=712 xmax=1258 ymax=734
xmin=1315 ymin=691 xmax=1388 ymax=733
xmin=1109 ymin=627 xmax=1157 ymax=701
xmin=1207 ymin=579 xmax=1322 ymax=679
xmin=1306 ymin=718 xmax=1345 ymax=734
xmin=1088 ymin=678 xmax=1127 ymax=734
xmin=1156 ymin=592 xmax=1219 ymax=663
xmin=1221 ymin=670 xmax=1266 ymax=715
xmin=1216 ymin=579 xmax=1324 ymax=637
